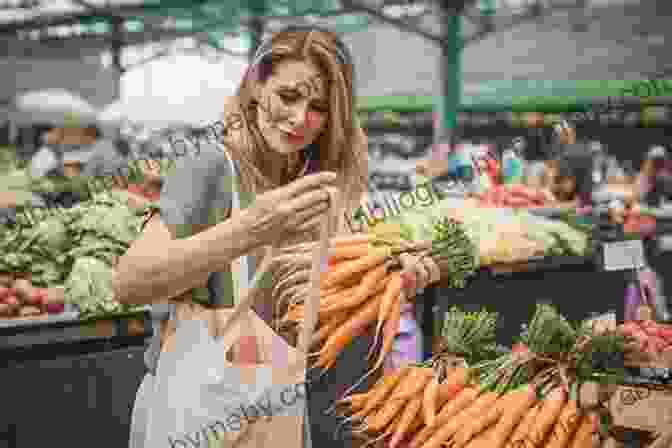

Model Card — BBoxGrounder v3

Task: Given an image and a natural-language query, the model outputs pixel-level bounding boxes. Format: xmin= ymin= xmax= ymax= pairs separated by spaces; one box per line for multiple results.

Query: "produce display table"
xmin=0 ymin=311 xmax=151 ymax=448
xmin=431 ymin=256 xmax=630 ymax=348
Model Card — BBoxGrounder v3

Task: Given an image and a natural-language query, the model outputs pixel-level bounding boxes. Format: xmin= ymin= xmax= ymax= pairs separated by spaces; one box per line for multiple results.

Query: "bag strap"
xmin=213 ymin=143 xmax=332 ymax=354
xmin=216 ymin=143 xmax=250 ymax=301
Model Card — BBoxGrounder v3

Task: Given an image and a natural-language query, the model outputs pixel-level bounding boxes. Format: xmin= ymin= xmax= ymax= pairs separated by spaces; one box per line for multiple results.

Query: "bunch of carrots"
xmin=332 ymin=302 xmax=631 ymax=448
xmin=273 ymin=220 xmax=477 ymax=376
xmin=276 ymin=233 xmax=416 ymax=375
xmin=335 ymin=364 xmax=599 ymax=448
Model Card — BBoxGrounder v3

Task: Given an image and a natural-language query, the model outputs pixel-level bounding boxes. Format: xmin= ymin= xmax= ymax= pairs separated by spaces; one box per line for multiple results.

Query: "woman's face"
xmin=255 ymin=58 xmax=329 ymax=155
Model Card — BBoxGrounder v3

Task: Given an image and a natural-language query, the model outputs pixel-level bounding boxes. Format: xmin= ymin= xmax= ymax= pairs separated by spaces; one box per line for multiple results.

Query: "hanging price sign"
xmin=603 ymin=239 xmax=645 ymax=271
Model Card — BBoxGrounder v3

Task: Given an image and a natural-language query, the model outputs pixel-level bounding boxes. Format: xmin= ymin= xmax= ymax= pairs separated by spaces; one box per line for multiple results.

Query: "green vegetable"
xmin=64 ymin=257 xmax=129 ymax=316
xmin=0 ymin=190 xmax=145 ymax=311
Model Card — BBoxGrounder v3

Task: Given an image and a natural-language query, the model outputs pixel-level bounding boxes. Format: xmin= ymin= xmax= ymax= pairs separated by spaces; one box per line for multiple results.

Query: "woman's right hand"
xmin=242 ymin=172 xmax=339 ymax=245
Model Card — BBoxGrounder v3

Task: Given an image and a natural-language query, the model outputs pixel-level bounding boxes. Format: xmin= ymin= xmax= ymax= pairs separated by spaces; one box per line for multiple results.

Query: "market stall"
xmin=0 ymin=168 xmax=159 ymax=448
xmin=0 ymin=310 xmax=150 ymax=448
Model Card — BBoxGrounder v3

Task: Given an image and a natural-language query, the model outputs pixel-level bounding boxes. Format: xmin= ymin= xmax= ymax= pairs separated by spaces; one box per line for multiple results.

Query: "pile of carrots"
xmin=336 ymin=365 xmax=599 ymax=448
xmin=280 ymin=233 xmax=419 ymax=375
xmin=473 ymin=184 xmax=552 ymax=209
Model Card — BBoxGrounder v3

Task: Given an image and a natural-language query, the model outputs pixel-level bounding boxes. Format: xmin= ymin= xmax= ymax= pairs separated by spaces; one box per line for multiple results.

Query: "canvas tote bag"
xmin=143 ymin=145 xmax=330 ymax=448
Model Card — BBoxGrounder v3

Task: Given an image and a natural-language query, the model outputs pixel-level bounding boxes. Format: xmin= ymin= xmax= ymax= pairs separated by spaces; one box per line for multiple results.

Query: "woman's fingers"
xmin=281 ymin=172 xmax=337 ymax=199
xmin=294 ymin=214 xmax=324 ymax=233
xmin=282 ymin=188 xmax=331 ymax=216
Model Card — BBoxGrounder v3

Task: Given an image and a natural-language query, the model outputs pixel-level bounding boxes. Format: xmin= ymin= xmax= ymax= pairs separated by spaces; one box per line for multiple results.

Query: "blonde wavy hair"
xmin=220 ymin=26 xmax=368 ymax=235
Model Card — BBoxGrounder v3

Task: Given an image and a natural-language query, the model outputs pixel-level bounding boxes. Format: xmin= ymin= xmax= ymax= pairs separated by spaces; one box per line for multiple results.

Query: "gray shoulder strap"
xmin=215 ymin=142 xmax=250 ymax=296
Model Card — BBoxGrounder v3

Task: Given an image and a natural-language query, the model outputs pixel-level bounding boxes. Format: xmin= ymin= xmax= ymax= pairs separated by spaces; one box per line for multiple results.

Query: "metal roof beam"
xmin=341 ymin=0 xmax=447 ymax=46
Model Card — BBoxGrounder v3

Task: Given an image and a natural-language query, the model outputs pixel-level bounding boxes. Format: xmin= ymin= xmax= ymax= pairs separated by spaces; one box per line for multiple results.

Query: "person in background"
xmin=60 ymin=125 xmax=99 ymax=178
xmin=30 ymin=128 xmax=61 ymax=178
xmin=635 ymin=145 xmax=672 ymax=207
xmin=589 ymin=141 xmax=627 ymax=185
xmin=547 ymin=150 xmax=594 ymax=213
xmin=525 ymin=120 xmax=575 ymax=190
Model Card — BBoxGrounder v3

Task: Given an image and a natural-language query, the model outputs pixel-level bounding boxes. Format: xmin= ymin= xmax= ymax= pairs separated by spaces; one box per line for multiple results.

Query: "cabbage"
xmin=64 ymin=257 xmax=121 ymax=316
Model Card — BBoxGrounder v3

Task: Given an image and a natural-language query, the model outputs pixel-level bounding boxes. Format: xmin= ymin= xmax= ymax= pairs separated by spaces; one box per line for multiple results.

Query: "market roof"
xmin=351 ymin=0 xmax=672 ymax=111
xmin=0 ymin=0 xmax=374 ymax=53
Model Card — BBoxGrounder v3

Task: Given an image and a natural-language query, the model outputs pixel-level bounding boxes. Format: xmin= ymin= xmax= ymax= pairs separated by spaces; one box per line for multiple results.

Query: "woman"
xmin=113 ymin=26 xmax=369 ymax=448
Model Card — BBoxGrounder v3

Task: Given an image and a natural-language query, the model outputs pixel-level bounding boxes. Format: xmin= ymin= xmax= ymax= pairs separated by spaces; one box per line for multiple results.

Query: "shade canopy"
xmin=13 ymin=88 xmax=99 ymax=126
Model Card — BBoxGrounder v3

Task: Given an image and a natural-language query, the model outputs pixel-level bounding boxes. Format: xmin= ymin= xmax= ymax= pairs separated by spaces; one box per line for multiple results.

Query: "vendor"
xmin=112 ymin=26 xmax=371 ymax=448
xmin=525 ymin=120 xmax=576 ymax=190
xmin=31 ymin=125 xmax=99 ymax=178
xmin=589 ymin=141 xmax=628 ymax=185
xmin=547 ymin=152 xmax=594 ymax=212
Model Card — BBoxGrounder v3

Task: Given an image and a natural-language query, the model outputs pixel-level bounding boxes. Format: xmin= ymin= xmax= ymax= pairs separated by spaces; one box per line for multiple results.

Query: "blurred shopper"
xmin=589 ymin=141 xmax=627 ymax=185
xmin=30 ymin=128 xmax=61 ymax=178
xmin=636 ymin=146 xmax=672 ymax=207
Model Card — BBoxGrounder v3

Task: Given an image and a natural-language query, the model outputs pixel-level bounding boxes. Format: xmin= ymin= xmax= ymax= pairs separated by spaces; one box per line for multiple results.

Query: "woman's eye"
xmin=311 ymin=104 xmax=328 ymax=113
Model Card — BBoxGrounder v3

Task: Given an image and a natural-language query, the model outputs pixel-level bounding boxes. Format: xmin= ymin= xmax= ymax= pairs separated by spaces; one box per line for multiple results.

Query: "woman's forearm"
xmin=113 ymin=210 xmax=263 ymax=305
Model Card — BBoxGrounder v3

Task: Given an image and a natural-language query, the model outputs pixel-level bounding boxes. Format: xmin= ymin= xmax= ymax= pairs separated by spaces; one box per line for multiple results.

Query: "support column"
xmin=110 ymin=17 xmax=124 ymax=101
xmin=434 ymin=3 xmax=463 ymax=152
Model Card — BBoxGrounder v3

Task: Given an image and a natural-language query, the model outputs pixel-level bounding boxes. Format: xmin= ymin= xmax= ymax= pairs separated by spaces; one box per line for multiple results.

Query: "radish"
xmin=649 ymin=336 xmax=668 ymax=354
xmin=25 ymin=289 xmax=42 ymax=307
xmin=619 ymin=322 xmax=640 ymax=336
xmin=12 ymin=279 xmax=34 ymax=304
xmin=46 ymin=302 xmax=65 ymax=314
xmin=5 ymin=296 xmax=19 ymax=309
xmin=656 ymin=327 xmax=672 ymax=341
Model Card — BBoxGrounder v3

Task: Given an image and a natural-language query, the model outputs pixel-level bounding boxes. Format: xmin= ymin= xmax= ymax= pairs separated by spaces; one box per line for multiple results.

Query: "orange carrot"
xmin=320 ymin=261 xmax=364 ymax=285
xmin=360 ymin=366 xmax=412 ymax=417
xmin=320 ymin=284 xmax=361 ymax=306
xmin=389 ymin=397 xmax=424 ymax=448
xmin=358 ymin=413 xmax=401 ymax=447
xmin=433 ymin=385 xmax=480 ymax=423
xmin=330 ymin=234 xmax=374 ymax=247
xmin=421 ymin=391 xmax=500 ymax=448
xmin=437 ymin=367 xmax=470 ymax=406
xmin=321 ymin=271 xmax=390 ymax=314
xmin=452 ymin=392 xmax=512 ymax=448
xmin=366 ymin=393 xmax=409 ymax=433
xmin=368 ymin=291 xmax=402 ymax=371
xmin=373 ymin=271 xmax=403 ymax=346
xmin=387 ymin=367 xmax=434 ymax=402
xmin=528 ymin=387 xmax=567 ymax=447
xmin=485 ymin=384 xmax=538 ymax=448
xmin=325 ymin=264 xmax=389 ymax=311
xmin=337 ymin=392 xmax=370 ymax=413
xmin=507 ymin=402 xmax=543 ymax=448
xmin=408 ymin=387 xmax=479 ymax=448
xmin=546 ymin=398 xmax=581 ymax=448
xmin=312 ymin=311 xmax=350 ymax=345
xmin=327 ymin=244 xmax=373 ymax=264
xmin=568 ymin=413 xmax=597 ymax=448
xmin=315 ymin=293 xmax=382 ymax=369
xmin=465 ymin=423 xmax=500 ymax=448
xmin=322 ymin=250 xmax=390 ymax=289
xmin=423 ymin=376 xmax=441 ymax=427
